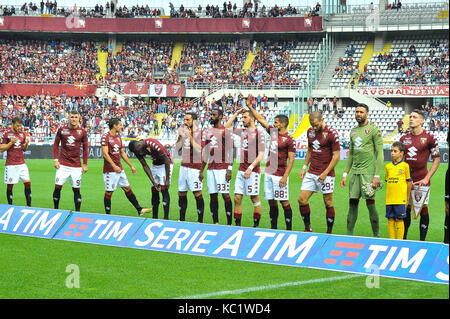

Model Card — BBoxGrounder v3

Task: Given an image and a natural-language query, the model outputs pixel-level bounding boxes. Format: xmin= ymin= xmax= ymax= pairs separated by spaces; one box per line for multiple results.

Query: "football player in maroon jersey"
xmin=101 ymin=118 xmax=151 ymax=216
xmin=298 ymin=111 xmax=340 ymax=233
xmin=201 ymin=108 xmax=234 ymax=225
xmin=175 ymin=112 xmax=205 ymax=222
xmin=128 ymin=137 xmax=173 ymax=220
xmin=400 ymin=109 xmax=440 ymax=241
xmin=0 ymin=116 xmax=31 ymax=206
xmin=52 ymin=110 xmax=88 ymax=211
xmin=224 ymin=108 xmax=266 ymax=227
xmin=245 ymin=99 xmax=296 ymax=230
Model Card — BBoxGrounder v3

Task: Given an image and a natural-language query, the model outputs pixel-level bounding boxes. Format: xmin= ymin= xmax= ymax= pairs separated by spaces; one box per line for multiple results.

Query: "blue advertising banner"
xmin=0 ymin=204 xmax=70 ymax=238
xmin=2 ymin=207 xmax=448 ymax=285
xmin=308 ymin=235 xmax=448 ymax=284
xmin=128 ymin=219 xmax=449 ymax=284
xmin=53 ymin=212 xmax=146 ymax=247
xmin=129 ymin=219 xmax=327 ymax=268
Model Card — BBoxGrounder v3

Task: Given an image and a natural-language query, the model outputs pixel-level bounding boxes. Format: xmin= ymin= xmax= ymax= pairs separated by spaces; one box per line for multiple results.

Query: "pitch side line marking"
xmin=173 ymin=274 xmax=363 ymax=299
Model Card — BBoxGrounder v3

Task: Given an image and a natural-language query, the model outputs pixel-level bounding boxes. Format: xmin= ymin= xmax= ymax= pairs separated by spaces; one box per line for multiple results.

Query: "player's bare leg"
xmin=281 ymin=200 xmax=293 ymax=231
xmin=298 ymin=190 xmax=314 ymax=232
xmin=250 ymin=195 xmax=262 ymax=227
xmin=323 ymin=193 xmax=335 ymax=234
xmin=194 ymin=190 xmax=204 ymax=223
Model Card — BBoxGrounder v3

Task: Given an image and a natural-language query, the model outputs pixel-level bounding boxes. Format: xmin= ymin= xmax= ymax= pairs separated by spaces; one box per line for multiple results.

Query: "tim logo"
xmin=64 ymin=217 xmax=93 ymax=237
xmin=324 ymin=242 xmax=365 ymax=267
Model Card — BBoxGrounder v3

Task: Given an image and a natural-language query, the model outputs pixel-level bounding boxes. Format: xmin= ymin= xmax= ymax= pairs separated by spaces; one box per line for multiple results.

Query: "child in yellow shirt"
xmin=385 ymin=142 xmax=412 ymax=239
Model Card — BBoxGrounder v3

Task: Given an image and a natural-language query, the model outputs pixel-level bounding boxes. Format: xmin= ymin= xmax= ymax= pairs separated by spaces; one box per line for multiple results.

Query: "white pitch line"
xmin=173 ymin=274 xmax=363 ymax=299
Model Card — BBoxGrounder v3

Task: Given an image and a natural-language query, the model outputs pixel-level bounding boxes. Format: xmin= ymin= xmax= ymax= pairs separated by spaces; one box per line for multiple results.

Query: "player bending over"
xmin=128 ymin=137 xmax=173 ymax=220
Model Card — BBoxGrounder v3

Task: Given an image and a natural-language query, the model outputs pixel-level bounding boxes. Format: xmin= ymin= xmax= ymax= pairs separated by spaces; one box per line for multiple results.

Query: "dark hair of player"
xmin=309 ymin=111 xmax=323 ymax=122
xmin=243 ymin=110 xmax=255 ymax=119
xmin=186 ymin=112 xmax=197 ymax=120
xmin=108 ymin=118 xmax=121 ymax=130
xmin=212 ymin=108 xmax=224 ymax=117
xmin=275 ymin=114 xmax=289 ymax=127
xmin=12 ymin=116 xmax=23 ymax=124
xmin=69 ymin=110 xmax=79 ymax=115
xmin=392 ymin=141 xmax=406 ymax=153
xmin=356 ymin=103 xmax=369 ymax=112
xmin=411 ymin=109 xmax=425 ymax=119
xmin=128 ymin=140 xmax=138 ymax=154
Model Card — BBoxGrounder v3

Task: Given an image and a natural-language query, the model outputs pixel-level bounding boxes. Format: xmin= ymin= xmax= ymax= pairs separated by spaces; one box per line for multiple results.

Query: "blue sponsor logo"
xmin=53 ymin=212 xmax=145 ymax=247
xmin=0 ymin=204 xmax=70 ymax=238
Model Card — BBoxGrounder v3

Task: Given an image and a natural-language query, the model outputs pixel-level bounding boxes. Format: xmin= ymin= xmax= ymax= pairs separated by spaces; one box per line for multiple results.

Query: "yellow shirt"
xmin=385 ymin=160 xmax=412 ymax=205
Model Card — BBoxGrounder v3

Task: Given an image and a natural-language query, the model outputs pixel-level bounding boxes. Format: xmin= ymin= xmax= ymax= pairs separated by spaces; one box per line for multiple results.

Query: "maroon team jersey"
xmin=265 ymin=125 xmax=296 ymax=176
xmin=400 ymin=129 xmax=440 ymax=184
xmin=142 ymin=138 xmax=173 ymax=165
xmin=180 ymin=129 xmax=204 ymax=170
xmin=1 ymin=128 xmax=26 ymax=166
xmin=101 ymin=132 xmax=123 ymax=173
xmin=306 ymin=125 xmax=340 ymax=177
xmin=203 ymin=126 xmax=234 ymax=170
xmin=232 ymin=127 xmax=265 ymax=173
xmin=53 ymin=125 xmax=88 ymax=168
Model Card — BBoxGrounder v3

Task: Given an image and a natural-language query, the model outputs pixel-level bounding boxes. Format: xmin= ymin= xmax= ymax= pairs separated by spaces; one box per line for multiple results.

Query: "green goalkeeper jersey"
xmin=344 ymin=121 xmax=384 ymax=176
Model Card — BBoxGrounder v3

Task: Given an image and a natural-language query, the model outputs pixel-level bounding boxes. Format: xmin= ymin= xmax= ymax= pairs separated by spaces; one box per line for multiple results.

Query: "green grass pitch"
xmin=0 ymin=158 xmax=448 ymax=299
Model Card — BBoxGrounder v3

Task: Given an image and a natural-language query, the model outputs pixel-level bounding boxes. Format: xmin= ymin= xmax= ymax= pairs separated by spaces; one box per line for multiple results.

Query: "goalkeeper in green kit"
xmin=340 ymin=104 xmax=384 ymax=237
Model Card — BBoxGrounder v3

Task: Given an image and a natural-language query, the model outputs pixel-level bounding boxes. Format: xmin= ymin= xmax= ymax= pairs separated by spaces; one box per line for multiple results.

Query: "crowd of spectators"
xmin=1 ymin=1 xmax=322 ymax=19
xmin=380 ymin=41 xmax=449 ymax=85
xmin=104 ymin=40 xmax=177 ymax=84
xmin=0 ymin=39 xmax=99 ymax=84
xmin=420 ymin=101 xmax=449 ymax=132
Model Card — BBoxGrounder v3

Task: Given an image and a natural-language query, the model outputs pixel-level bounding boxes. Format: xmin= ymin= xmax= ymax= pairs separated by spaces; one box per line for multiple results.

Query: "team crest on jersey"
xmin=323 ymin=132 xmax=328 ymax=139
xmin=420 ymin=138 xmax=427 ymax=145
xmin=77 ymin=129 xmax=82 ymax=135
xmin=365 ymin=128 xmax=370 ymax=134
xmin=398 ymin=169 xmax=403 ymax=174
xmin=281 ymin=137 xmax=287 ymax=142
